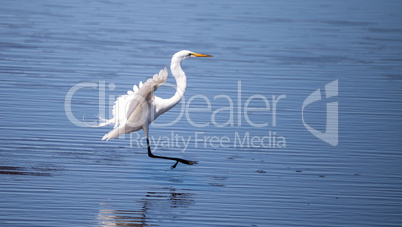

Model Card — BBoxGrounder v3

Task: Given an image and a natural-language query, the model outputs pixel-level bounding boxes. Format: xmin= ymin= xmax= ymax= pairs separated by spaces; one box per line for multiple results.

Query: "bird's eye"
xmin=188 ymin=53 xmax=193 ymax=56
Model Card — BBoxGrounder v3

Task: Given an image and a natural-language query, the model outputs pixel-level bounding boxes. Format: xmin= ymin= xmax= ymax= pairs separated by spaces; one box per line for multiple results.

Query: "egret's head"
xmin=172 ymin=50 xmax=213 ymax=62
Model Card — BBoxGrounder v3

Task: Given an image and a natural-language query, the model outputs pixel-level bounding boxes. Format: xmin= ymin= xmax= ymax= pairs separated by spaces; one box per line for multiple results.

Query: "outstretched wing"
xmin=95 ymin=67 xmax=168 ymax=129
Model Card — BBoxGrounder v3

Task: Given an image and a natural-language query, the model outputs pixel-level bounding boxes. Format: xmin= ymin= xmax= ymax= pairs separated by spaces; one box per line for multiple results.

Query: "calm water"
xmin=1 ymin=0 xmax=402 ymax=226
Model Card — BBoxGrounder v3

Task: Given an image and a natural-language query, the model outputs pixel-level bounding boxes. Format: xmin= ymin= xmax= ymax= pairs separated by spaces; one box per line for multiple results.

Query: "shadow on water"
xmin=0 ymin=165 xmax=59 ymax=176
xmin=98 ymin=187 xmax=195 ymax=226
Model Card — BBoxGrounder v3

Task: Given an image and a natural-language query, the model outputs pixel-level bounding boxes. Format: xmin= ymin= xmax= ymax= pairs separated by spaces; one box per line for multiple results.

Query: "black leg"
xmin=146 ymin=138 xmax=198 ymax=169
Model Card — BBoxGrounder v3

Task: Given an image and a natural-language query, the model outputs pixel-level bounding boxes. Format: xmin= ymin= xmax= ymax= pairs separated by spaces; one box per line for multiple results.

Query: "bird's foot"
xmin=187 ymin=160 xmax=198 ymax=165
xmin=170 ymin=159 xmax=198 ymax=169
xmin=171 ymin=161 xmax=179 ymax=169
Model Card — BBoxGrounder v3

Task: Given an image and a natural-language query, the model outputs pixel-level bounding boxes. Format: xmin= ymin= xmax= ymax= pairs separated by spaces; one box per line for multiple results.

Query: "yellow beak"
xmin=192 ymin=52 xmax=213 ymax=57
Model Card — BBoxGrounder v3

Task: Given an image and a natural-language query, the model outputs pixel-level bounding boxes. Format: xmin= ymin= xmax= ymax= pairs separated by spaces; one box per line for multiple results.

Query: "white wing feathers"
xmin=95 ymin=67 xmax=168 ymax=129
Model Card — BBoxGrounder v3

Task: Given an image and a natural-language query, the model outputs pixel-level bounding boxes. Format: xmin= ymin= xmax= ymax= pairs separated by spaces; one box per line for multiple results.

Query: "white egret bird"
xmin=91 ymin=50 xmax=212 ymax=168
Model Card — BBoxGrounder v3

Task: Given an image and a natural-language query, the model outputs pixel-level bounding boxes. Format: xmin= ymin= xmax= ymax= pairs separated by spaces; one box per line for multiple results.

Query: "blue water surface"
xmin=1 ymin=0 xmax=402 ymax=226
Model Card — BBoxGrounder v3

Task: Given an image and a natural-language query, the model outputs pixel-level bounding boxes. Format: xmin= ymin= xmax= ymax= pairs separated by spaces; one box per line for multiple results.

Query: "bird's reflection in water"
xmin=98 ymin=187 xmax=194 ymax=226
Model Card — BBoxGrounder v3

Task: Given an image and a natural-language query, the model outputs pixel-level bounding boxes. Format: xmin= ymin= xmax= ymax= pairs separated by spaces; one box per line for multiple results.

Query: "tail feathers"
xmin=102 ymin=126 xmax=124 ymax=141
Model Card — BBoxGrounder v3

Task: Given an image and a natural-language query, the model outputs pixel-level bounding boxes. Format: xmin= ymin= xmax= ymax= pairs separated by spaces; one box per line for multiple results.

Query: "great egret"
xmin=91 ymin=50 xmax=212 ymax=168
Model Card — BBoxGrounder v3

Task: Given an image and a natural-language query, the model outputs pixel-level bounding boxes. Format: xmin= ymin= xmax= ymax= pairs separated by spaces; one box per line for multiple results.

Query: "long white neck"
xmin=170 ymin=58 xmax=187 ymax=104
xmin=155 ymin=56 xmax=187 ymax=117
